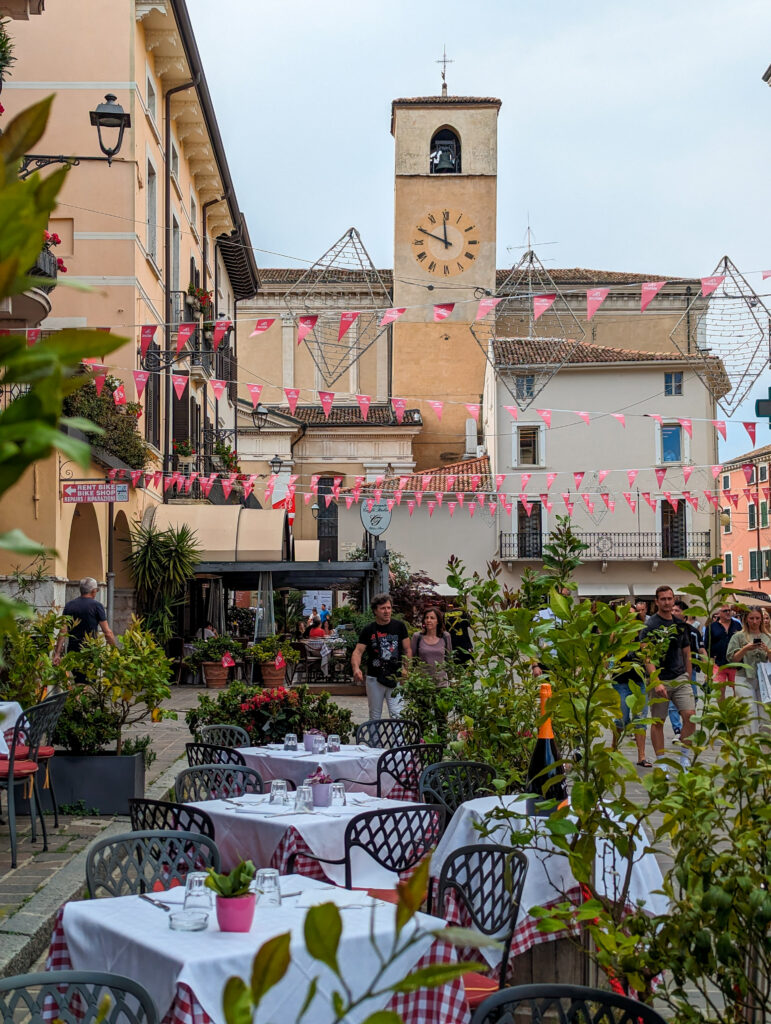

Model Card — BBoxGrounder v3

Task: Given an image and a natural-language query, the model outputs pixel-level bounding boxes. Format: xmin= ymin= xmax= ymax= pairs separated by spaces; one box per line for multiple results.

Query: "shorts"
xmin=715 ymin=667 xmax=737 ymax=685
xmin=651 ymin=675 xmax=695 ymax=720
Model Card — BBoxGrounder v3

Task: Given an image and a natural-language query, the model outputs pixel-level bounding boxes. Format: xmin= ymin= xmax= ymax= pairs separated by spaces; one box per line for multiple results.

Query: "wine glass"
xmin=330 ymin=782 xmax=346 ymax=808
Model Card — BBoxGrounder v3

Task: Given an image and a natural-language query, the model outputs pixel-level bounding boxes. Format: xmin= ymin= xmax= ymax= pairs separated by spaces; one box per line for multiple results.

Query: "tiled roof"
xmin=350 ymin=455 xmax=492 ymax=494
xmin=392 ymin=96 xmax=502 ymax=106
xmin=257 ymin=268 xmax=394 ymax=286
xmin=254 ymin=267 xmax=682 ymax=289
xmin=290 ymin=405 xmax=422 ymax=427
xmin=493 ymin=339 xmax=714 ymax=367
xmin=723 ymin=443 xmax=771 ymax=468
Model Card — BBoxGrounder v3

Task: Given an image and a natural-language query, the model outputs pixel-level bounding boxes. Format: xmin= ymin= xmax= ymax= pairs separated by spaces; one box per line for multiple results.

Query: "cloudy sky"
xmin=187 ymin=0 xmax=771 ymax=457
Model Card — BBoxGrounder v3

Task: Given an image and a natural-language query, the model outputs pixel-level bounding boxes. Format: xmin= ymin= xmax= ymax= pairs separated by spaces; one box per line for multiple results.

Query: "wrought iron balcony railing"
xmin=28 ymin=249 xmax=58 ymax=295
xmin=499 ymin=531 xmax=712 ymax=561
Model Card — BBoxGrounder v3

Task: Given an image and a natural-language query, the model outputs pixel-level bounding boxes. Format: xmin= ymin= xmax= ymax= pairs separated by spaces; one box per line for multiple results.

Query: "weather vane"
xmin=436 ymin=45 xmax=453 ymax=96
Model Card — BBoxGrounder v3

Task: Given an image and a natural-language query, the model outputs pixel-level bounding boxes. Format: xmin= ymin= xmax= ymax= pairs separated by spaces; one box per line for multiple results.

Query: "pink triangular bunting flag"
xmin=744 ymin=422 xmax=757 ymax=444
xmin=575 ymin=411 xmax=590 ymax=426
xmin=682 ymin=466 xmax=693 ymax=484
xmin=711 ymin=465 xmax=723 ymax=479
xmin=212 ymin=319 xmax=231 ymax=350
xmin=711 ymin=420 xmax=727 ymax=440
xmin=140 ymin=324 xmax=157 ymax=358
xmin=573 ymin=471 xmax=584 ymax=490
xmin=624 ymin=492 xmax=637 ymax=512
xmin=611 ymin=413 xmax=626 ymax=427
xmin=546 ymin=472 xmax=557 ymax=490
xmin=297 ymin=315 xmax=317 ymax=345
xmin=533 ymin=293 xmax=556 ymax=321
xmin=284 ymin=388 xmax=300 ymax=414
xmin=392 ymin=398 xmax=406 ymax=423
xmin=433 ymin=303 xmax=454 ymax=322
xmin=338 ymin=311 xmax=360 ymax=341
xmin=495 ymin=474 xmax=506 ymax=492
xmin=655 ymin=467 xmax=667 ymax=487
xmin=678 ymin=418 xmax=693 ymax=437
xmin=428 ymin=400 xmax=444 ymax=421
xmin=319 ymin=391 xmax=335 ymax=418
xmin=133 ymin=370 xmax=149 ymax=398
xmin=628 ymin=469 xmax=639 ymax=487
xmin=211 ymin=379 xmax=227 ymax=401
xmin=504 ymin=405 xmax=518 ymax=420
xmin=356 ymin=394 xmax=371 ymax=420
xmin=742 ymin=463 xmax=754 ymax=484
xmin=598 ymin=469 xmax=610 ymax=485
xmin=249 ymin=318 xmax=275 ymax=337
xmin=641 ymin=281 xmax=666 ymax=312
xmin=172 ymin=375 xmax=187 ymax=400
xmin=586 ymin=288 xmax=609 ymax=321
xmin=476 ymin=296 xmax=502 ymax=320
xmin=379 ymin=307 xmax=405 ymax=327
xmin=246 ymin=383 xmax=263 ymax=408
xmin=536 ymin=409 xmax=552 ymax=428
xmin=175 ymin=322 xmax=195 ymax=354
xmin=465 ymin=403 xmax=479 ymax=421
xmin=701 ymin=275 xmax=725 ymax=297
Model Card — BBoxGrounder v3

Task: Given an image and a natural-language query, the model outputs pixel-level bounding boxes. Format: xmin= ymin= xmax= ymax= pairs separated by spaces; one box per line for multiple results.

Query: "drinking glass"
xmin=254 ymin=868 xmax=282 ymax=907
xmin=295 ymin=784 xmax=314 ymax=812
xmin=327 ymin=734 xmax=341 ymax=753
xmin=312 ymin=734 xmax=326 ymax=755
xmin=183 ymin=871 xmax=212 ymax=911
xmin=284 ymin=733 xmax=298 ymax=751
xmin=330 ymin=782 xmax=346 ymax=808
xmin=270 ymin=779 xmax=289 ymax=805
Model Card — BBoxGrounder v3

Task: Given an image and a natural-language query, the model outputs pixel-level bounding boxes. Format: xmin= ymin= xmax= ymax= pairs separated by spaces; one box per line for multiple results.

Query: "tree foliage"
xmin=125 ymin=522 xmax=200 ymax=643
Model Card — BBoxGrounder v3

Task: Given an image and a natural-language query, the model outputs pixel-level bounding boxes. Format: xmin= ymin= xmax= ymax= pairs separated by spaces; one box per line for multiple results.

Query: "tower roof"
xmin=391 ymin=95 xmax=501 ymax=134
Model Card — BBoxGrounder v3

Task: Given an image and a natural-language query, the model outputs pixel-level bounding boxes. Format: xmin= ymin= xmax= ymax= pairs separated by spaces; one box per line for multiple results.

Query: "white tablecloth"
xmin=191 ymin=792 xmax=409 ymax=887
xmin=59 ymin=876 xmax=443 ymax=1024
xmin=241 ymin=744 xmax=386 ymax=792
xmin=431 ymin=794 xmax=667 ymax=966
xmin=0 ymin=701 xmax=23 ymax=756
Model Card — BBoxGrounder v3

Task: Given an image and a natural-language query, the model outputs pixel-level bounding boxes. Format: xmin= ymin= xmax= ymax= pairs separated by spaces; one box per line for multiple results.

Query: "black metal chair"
xmin=286 ymin=804 xmax=445 ymax=890
xmin=0 ymin=694 xmax=67 ymax=868
xmin=435 ymin=844 xmax=528 ymax=1011
xmin=355 ymin=718 xmax=421 ymax=748
xmin=174 ymin=763 xmax=265 ymax=803
xmin=128 ymin=797 xmax=215 ymax=839
xmin=419 ymin=760 xmax=497 ymax=818
xmin=299 ymin=640 xmax=326 ymax=684
xmin=196 ymin=724 xmax=250 ymax=747
xmin=85 ymin=830 xmax=220 ymax=898
xmin=185 ymin=742 xmax=246 ymax=767
xmin=0 ymin=970 xmax=159 ymax=1024
xmin=469 ymin=983 xmax=669 ymax=1024
xmin=12 ymin=691 xmax=67 ymax=828
xmin=375 ymin=742 xmax=444 ymax=797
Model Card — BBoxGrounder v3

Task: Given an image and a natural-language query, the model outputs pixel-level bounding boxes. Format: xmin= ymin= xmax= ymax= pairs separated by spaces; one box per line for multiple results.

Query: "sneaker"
xmin=679 ymin=750 xmax=692 ymax=771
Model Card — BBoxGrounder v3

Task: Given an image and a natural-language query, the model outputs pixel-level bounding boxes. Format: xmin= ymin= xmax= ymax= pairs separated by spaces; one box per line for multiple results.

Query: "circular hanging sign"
xmin=360 ymin=499 xmax=391 ymax=537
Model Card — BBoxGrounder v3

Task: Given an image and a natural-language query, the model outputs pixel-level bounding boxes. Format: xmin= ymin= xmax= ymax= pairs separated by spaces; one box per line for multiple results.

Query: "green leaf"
xmin=304 ymin=903 xmax=342 ymax=975
xmin=222 ymin=977 xmax=252 ymax=1024
xmin=431 ymin=926 xmax=503 ymax=950
xmin=332 ymin=991 xmax=345 ymax=1017
xmin=360 ymin=1012 xmax=404 ymax=1024
xmin=535 ymin=917 xmax=567 ymax=933
xmin=396 ymin=856 xmax=430 ymax=936
xmin=296 ymin=977 xmax=319 ymax=1022
xmin=60 ymin=415 xmax=105 ymax=435
xmin=249 ymin=931 xmax=291 ymax=1006
xmin=391 ymin=961 xmax=485 ymax=992
xmin=0 ymin=529 xmax=51 ymax=556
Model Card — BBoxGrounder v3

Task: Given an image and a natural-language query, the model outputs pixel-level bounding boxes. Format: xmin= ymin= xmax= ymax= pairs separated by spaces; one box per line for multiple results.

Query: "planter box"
xmin=20 ymin=751 xmax=145 ymax=816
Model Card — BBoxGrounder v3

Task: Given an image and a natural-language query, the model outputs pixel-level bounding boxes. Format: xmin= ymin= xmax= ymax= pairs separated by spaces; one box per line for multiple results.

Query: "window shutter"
xmin=172 ymin=372 xmax=190 ymax=443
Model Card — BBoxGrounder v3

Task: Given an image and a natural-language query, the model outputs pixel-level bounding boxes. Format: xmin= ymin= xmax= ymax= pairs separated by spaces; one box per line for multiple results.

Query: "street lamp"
xmin=89 ymin=94 xmax=131 ymax=165
xmin=252 ymin=404 xmax=269 ymax=430
xmin=269 ymin=455 xmax=283 ymax=475
xmin=311 ymin=502 xmax=320 ymax=519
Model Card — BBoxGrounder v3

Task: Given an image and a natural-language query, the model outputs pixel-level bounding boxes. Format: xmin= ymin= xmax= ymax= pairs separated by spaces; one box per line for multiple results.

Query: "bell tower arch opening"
xmin=429 ymin=126 xmax=461 ymax=174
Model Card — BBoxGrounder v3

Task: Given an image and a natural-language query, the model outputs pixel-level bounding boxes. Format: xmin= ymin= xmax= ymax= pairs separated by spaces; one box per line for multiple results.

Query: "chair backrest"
xmin=419 ymin=760 xmax=497 ymax=817
xmin=469 ymin=984 xmax=669 ymax=1024
xmin=437 ymin=844 xmax=528 ymax=987
xmin=376 ymin=742 xmax=444 ymax=796
xmin=343 ymin=805 xmax=445 ymax=888
xmin=85 ymin=830 xmax=220 ymax=898
xmin=174 ymin=764 xmax=264 ymax=802
xmin=0 ymin=970 xmax=159 ymax=1024
xmin=355 ymin=718 xmax=421 ymax=749
xmin=185 ymin=742 xmax=246 ymax=767
xmin=15 ymin=692 xmax=68 ymax=758
xmin=196 ymin=724 xmax=251 ymax=748
xmin=128 ymin=797 xmax=215 ymax=839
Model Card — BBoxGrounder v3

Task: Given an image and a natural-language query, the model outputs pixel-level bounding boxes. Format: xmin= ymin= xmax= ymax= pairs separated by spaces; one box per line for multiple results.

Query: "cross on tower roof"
xmin=436 ymin=45 xmax=454 ymax=96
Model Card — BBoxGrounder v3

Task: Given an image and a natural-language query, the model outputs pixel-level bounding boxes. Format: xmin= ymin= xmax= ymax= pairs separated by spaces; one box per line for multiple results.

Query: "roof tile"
xmin=290 ymin=405 xmax=422 ymax=427
xmin=350 ymin=454 xmax=492 ymax=494
xmin=493 ymin=338 xmax=717 ymax=366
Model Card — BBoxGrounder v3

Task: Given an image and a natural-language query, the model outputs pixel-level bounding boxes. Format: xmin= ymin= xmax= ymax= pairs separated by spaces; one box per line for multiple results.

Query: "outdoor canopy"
xmin=150 ymin=505 xmax=289 ymax=562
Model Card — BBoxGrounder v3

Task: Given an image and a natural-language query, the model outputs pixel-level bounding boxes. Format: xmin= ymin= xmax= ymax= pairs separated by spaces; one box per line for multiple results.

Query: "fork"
xmin=139 ymin=893 xmax=171 ymax=911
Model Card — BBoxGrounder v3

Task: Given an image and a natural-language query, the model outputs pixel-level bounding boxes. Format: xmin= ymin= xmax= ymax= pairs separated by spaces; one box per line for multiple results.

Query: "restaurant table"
xmin=47 ymin=875 xmax=469 ymax=1024
xmin=0 ymin=701 xmax=23 ymax=757
xmin=430 ymin=794 xmax=667 ymax=971
xmin=240 ymin=743 xmax=414 ymax=798
xmin=190 ymin=791 xmax=419 ymax=886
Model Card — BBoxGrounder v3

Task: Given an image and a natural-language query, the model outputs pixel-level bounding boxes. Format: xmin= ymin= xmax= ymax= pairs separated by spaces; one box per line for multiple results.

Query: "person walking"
xmin=351 ymin=593 xmax=411 ymax=720
xmin=53 ymin=577 xmax=117 ymax=681
xmin=725 ymin=606 xmax=771 ymax=733
xmin=641 ymin=585 xmax=694 ymax=769
xmin=410 ymin=607 xmax=453 ymax=687
xmin=612 ymin=603 xmax=652 ymax=767
xmin=666 ymin=599 xmax=705 ymax=736
xmin=706 ymin=603 xmax=742 ymax=699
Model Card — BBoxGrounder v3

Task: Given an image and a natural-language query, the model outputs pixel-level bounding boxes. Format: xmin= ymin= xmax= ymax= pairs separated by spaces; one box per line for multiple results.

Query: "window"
xmin=429 ymin=126 xmax=461 ymax=174
xmin=723 ymin=552 xmax=733 ymax=581
xmin=146 ymin=71 xmax=157 ymax=122
xmin=172 ymin=215 xmax=180 ymax=293
xmin=661 ymin=424 xmax=682 ymax=463
xmin=517 ymin=426 xmax=540 ymax=466
xmin=170 ymin=141 xmax=179 ymax=182
xmin=722 ymin=507 xmax=731 ymax=533
xmin=722 ymin=473 xmax=730 ymax=491
xmin=144 ymin=342 xmax=161 ymax=450
xmin=762 ymin=501 xmax=769 ymax=529
xmin=146 ymin=159 xmax=157 ymax=261
xmin=514 ymin=375 xmax=534 ymax=401
xmin=664 ymin=371 xmax=683 ymax=396
xmin=749 ymin=549 xmax=761 ymax=581
xmin=190 ymin=191 xmax=198 ymax=239
xmin=761 ymin=464 xmax=768 ymax=482
xmin=765 ymin=550 xmax=771 ymax=580
xmin=749 ymin=503 xmax=757 ymax=530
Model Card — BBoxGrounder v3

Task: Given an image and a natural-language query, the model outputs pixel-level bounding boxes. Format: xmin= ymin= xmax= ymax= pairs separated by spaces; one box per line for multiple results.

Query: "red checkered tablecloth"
xmin=47 ymin=907 xmax=468 ymax=1024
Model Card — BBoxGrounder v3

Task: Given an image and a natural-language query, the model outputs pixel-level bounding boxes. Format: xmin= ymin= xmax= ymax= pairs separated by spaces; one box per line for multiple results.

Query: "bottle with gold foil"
xmin=525 ymin=682 xmax=568 ymax=816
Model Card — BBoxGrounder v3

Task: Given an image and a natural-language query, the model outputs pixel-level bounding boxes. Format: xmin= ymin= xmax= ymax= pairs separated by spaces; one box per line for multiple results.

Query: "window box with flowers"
xmin=186 ymin=284 xmax=213 ymax=320
xmin=28 ymin=231 xmax=67 ymax=295
xmin=172 ymin=437 xmax=196 ymax=471
xmin=213 ymin=438 xmax=240 ymax=474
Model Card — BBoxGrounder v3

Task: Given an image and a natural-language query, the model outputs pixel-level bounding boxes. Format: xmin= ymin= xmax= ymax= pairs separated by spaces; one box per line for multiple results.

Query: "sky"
xmin=186 ymin=0 xmax=771 ymax=459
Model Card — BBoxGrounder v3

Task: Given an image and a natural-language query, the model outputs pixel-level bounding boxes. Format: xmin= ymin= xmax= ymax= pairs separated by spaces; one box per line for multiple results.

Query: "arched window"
xmin=429 ymin=127 xmax=461 ymax=174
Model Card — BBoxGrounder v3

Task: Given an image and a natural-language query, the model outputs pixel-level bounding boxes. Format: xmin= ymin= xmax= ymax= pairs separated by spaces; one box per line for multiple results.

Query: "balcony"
xmin=499 ymin=531 xmax=712 ymax=561
xmin=0 ymin=249 xmax=58 ymax=329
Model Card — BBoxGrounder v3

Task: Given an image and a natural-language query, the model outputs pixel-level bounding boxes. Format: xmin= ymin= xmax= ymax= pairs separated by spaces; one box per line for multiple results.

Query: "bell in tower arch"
xmin=429 ymin=127 xmax=461 ymax=174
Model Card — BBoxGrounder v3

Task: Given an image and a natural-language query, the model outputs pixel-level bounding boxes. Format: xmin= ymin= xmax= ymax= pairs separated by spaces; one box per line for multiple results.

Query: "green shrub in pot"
xmin=250 ymin=634 xmax=300 ymax=665
xmin=187 ymin=635 xmax=247 ymax=668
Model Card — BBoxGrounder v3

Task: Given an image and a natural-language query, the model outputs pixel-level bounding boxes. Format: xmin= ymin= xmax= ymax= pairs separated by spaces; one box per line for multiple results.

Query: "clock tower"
xmin=391 ymin=93 xmax=500 ymax=468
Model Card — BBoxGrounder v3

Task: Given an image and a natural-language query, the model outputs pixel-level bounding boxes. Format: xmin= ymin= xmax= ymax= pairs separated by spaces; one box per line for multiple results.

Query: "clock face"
xmin=412 ymin=208 xmax=480 ymax=277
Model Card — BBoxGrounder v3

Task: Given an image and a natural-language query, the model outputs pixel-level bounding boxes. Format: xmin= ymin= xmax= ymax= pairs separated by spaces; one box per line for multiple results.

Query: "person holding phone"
xmin=726 ymin=606 xmax=770 ymax=732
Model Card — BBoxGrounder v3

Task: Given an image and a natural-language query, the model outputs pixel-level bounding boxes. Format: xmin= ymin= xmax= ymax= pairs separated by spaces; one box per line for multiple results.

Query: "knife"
xmin=139 ymin=893 xmax=171 ymax=911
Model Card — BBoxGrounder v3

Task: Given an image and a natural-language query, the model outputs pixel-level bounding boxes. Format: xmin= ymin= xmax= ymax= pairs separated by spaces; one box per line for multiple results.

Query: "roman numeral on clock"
xmin=416 ymin=251 xmax=427 ymax=262
xmin=428 ymin=260 xmax=436 ymax=272
xmin=465 ymin=252 xmax=475 ymax=261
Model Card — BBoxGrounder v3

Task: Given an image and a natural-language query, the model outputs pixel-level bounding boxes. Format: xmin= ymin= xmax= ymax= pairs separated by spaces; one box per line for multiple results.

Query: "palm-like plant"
xmin=125 ymin=523 xmax=200 ymax=642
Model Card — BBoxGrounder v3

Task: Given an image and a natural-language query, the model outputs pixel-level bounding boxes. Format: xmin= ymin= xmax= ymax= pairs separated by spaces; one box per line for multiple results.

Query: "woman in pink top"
xmin=410 ymin=607 xmax=453 ymax=687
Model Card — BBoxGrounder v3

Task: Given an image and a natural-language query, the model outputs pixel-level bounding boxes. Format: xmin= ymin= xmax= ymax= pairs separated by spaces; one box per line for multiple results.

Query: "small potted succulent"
xmin=306 ymin=766 xmax=333 ymax=807
xmin=205 ymin=859 xmax=257 ymax=932
xmin=303 ymin=727 xmax=324 ymax=752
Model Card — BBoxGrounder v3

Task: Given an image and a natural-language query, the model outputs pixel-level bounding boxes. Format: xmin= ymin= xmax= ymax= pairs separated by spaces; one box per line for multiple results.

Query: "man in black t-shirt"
xmin=351 ymin=593 xmax=411 ymax=720
xmin=54 ymin=577 xmax=117 ymax=681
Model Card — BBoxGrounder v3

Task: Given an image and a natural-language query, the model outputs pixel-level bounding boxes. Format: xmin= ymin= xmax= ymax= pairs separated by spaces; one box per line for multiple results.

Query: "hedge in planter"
xmin=186 ymin=681 xmax=353 ymax=744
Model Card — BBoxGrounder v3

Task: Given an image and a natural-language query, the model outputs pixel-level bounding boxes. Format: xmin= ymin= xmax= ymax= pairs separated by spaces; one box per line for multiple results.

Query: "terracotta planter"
xmin=203 ymin=661 xmax=230 ymax=688
xmin=216 ymin=893 xmax=255 ymax=932
xmin=260 ymin=662 xmax=285 ymax=686
xmin=312 ymin=783 xmax=332 ymax=807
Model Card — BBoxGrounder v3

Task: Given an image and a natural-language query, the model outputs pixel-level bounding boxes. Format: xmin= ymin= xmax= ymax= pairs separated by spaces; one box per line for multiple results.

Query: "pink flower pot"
xmin=312 ymin=783 xmax=332 ymax=807
xmin=304 ymin=732 xmax=325 ymax=751
xmin=216 ymin=893 xmax=255 ymax=933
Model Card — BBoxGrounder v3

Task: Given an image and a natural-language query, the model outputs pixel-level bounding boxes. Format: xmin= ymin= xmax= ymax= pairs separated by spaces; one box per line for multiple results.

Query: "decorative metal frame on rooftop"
xmin=19 ymin=94 xmax=131 ymax=179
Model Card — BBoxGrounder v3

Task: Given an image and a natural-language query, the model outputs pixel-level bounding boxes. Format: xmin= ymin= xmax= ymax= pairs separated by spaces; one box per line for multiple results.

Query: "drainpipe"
xmin=163 ymin=77 xmax=199 ymax=496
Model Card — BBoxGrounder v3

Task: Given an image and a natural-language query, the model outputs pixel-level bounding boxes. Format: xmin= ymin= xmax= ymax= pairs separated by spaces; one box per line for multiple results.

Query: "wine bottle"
xmin=525 ymin=682 xmax=568 ymax=816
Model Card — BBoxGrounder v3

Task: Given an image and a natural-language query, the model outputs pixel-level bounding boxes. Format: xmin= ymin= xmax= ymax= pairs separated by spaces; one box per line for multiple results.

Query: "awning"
xmin=576 ymin=583 xmax=630 ymax=597
xmin=294 ymin=540 xmax=320 ymax=561
xmin=151 ymin=505 xmax=288 ymax=562
xmin=434 ymin=583 xmax=459 ymax=597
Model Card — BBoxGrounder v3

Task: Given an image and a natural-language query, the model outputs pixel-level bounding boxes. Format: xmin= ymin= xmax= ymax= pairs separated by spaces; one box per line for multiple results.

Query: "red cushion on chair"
xmin=461 ymin=971 xmax=498 ymax=1009
xmin=365 ymin=888 xmax=400 ymax=904
xmin=13 ymin=745 xmax=55 ymax=760
xmin=0 ymin=759 xmax=39 ymax=778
